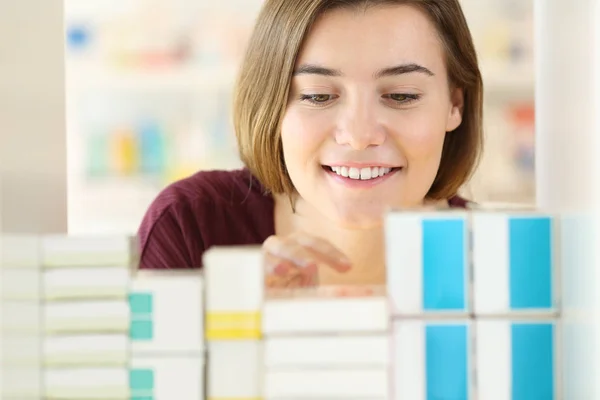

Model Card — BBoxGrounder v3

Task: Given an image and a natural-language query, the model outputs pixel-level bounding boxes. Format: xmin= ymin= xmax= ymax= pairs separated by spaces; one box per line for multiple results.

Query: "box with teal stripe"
xmin=129 ymin=357 xmax=204 ymax=400
xmin=129 ymin=368 xmax=154 ymax=399
xmin=385 ymin=211 xmax=470 ymax=315
xmin=471 ymin=211 xmax=557 ymax=315
xmin=391 ymin=318 xmax=560 ymax=400
xmin=392 ymin=319 xmax=474 ymax=399
xmin=475 ymin=319 xmax=559 ymax=400
xmin=128 ymin=271 xmax=204 ymax=353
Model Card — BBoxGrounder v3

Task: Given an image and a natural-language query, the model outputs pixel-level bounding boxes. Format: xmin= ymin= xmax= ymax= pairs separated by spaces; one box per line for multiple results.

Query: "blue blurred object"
xmin=66 ymin=24 xmax=92 ymax=51
xmin=139 ymin=120 xmax=167 ymax=175
xmin=516 ymin=146 xmax=535 ymax=171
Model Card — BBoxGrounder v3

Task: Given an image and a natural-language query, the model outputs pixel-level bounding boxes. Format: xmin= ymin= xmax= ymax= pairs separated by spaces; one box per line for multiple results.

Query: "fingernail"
xmin=274 ymin=264 xmax=289 ymax=276
xmin=338 ymin=263 xmax=352 ymax=272
xmin=339 ymin=256 xmax=351 ymax=265
xmin=338 ymin=260 xmax=351 ymax=270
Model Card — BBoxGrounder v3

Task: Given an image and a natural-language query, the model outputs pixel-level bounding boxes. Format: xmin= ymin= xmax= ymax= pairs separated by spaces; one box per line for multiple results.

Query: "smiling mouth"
xmin=323 ymin=165 xmax=402 ymax=181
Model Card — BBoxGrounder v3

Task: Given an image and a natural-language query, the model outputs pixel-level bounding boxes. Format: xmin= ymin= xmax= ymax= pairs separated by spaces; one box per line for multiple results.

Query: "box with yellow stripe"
xmin=204 ymin=247 xmax=265 ymax=400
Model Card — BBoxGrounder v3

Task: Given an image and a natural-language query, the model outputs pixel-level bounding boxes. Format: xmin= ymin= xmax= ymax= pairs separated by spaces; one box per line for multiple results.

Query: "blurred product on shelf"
xmin=65 ymin=0 xmax=261 ymax=71
xmin=139 ymin=119 xmax=167 ymax=175
xmin=509 ymin=103 xmax=535 ymax=174
xmin=111 ymin=126 xmax=138 ymax=176
xmin=461 ymin=0 xmax=533 ymax=66
xmin=76 ymin=90 xmax=238 ymax=186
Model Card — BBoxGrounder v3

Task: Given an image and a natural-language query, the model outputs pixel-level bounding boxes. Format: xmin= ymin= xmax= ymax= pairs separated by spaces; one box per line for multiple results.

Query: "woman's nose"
xmin=334 ymin=100 xmax=386 ymax=150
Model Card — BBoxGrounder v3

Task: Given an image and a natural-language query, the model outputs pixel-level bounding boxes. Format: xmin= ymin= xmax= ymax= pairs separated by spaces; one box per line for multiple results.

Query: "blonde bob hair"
xmin=233 ymin=0 xmax=483 ymax=200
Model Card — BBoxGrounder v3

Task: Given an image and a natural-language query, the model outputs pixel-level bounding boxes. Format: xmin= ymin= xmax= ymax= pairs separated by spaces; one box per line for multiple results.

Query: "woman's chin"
xmin=328 ymin=208 xmax=386 ymax=230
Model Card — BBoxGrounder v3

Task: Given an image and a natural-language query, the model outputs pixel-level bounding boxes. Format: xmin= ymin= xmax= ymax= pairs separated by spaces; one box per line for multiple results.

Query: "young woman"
xmin=137 ymin=0 xmax=483 ymax=287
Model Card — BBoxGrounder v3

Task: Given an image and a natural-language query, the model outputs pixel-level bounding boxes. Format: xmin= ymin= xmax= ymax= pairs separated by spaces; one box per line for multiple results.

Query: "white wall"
xmin=535 ymin=0 xmax=600 ymax=398
xmin=0 ymin=0 xmax=68 ymax=233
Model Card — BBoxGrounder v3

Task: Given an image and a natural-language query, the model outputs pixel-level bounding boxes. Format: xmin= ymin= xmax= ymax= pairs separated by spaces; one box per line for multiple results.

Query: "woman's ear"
xmin=446 ymin=87 xmax=464 ymax=132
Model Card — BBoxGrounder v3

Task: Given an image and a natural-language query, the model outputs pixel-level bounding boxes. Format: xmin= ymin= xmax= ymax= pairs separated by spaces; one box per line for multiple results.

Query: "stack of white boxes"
xmin=385 ymin=209 xmax=560 ymax=399
xmin=0 ymin=235 xmax=134 ymax=399
xmin=204 ymin=247 xmax=264 ymax=400
xmin=203 ymin=247 xmax=392 ymax=400
xmin=1 ymin=235 xmax=45 ymax=400
xmin=41 ymin=235 xmax=133 ymax=399
xmin=262 ymin=287 xmax=390 ymax=400
xmin=385 ymin=211 xmax=473 ymax=400
xmin=129 ymin=268 xmax=205 ymax=400
xmin=1 ymin=233 xmax=205 ymax=400
xmin=471 ymin=210 xmax=559 ymax=399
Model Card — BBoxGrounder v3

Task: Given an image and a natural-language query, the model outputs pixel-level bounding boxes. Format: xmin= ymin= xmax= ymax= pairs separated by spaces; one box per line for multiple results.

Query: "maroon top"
xmin=137 ymin=168 xmax=469 ymax=269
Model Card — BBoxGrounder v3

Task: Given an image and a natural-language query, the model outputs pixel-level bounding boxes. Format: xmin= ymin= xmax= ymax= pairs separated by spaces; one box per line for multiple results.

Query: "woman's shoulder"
xmin=137 ymin=168 xmax=274 ymax=269
xmin=152 ymin=168 xmax=268 ymax=208
xmin=448 ymin=195 xmax=474 ymax=209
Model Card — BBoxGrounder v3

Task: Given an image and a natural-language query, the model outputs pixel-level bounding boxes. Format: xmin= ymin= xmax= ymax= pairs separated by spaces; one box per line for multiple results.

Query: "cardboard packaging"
xmin=204 ymin=246 xmax=264 ymax=400
xmin=385 ymin=211 xmax=470 ymax=316
xmin=472 ymin=211 xmax=558 ymax=316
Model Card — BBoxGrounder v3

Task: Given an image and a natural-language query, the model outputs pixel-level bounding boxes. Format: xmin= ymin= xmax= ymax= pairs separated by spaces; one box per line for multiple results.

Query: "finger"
xmin=264 ymin=235 xmax=319 ymax=268
xmin=280 ymin=262 xmax=317 ymax=287
xmin=301 ymin=263 xmax=319 ymax=286
xmin=264 ymin=251 xmax=295 ymax=277
xmin=292 ymin=234 xmax=351 ymax=272
xmin=264 ymin=253 xmax=318 ymax=288
xmin=281 ymin=262 xmax=317 ymax=287
xmin=264 ymin=254 xmax=305 ymax=287
xmin=264 ymin=234 xmax=350 ymax=274
xmin=266 ymin=267 xmax=311 ymax=288
xmin=286 ymin=273 xmax=305 ymax=288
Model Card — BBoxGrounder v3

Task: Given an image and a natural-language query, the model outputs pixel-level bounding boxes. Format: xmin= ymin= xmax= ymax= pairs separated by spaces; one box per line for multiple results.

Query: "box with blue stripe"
xmin=475 ymin=319 xmax=560 ymax=400
xmin=392 ymin=320 xmax=474 ymax=400
xmin=385 ymin=211 xmax=470 ymax=315
xmin=472 ymin=212 xmax=558 ymax=315
xmin=130 ymin=357 xmax=204 ymax=400
xmin=129 ymin=270 xmax=204 ymax=354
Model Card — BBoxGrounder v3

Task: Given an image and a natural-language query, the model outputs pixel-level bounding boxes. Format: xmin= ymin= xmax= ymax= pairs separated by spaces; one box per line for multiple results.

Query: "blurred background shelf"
xmin=67 ymin=65 xmax=239 ymax=92
xmin=481 ymin=61 xmax=534 ymax=98
xmin=65 ymin=0 xmax=536 ymax=235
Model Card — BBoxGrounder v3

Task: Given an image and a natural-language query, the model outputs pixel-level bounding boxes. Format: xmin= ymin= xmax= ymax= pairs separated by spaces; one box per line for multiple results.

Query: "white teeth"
xmin=329 ymin=165 xmax=394 ymax=180
xmin=360 ymin=167 xmax=371 ymax=180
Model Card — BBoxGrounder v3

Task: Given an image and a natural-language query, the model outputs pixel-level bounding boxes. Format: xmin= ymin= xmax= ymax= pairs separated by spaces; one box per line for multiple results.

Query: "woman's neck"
xmin=274 ymin=195 xmax=387 ymax=286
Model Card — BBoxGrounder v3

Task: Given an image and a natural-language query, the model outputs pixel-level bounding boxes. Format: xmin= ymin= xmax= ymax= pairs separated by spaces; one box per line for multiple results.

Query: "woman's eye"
xmin=300 ymin=94 xmax=335 ymax=104
xmin=386 ymin=93 xmax=420 ymax=103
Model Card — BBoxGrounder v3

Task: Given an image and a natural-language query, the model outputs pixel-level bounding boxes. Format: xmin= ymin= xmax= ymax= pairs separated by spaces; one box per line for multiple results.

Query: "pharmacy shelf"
xmin=66 ymin=64 xmax=239 ymax=92
xmin=480 ymin=61 xmax=534 ymax=97
xmin=68 ymin=176 xmax=160 ymax=235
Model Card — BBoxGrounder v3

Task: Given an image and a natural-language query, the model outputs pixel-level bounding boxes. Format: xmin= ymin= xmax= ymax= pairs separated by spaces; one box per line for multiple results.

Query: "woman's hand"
xmin=262 ymin=233 xmax=351 ymax=288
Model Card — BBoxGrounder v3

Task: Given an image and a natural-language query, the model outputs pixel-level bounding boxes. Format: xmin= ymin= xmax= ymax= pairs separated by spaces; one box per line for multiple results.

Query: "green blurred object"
xmin=87 ymin=130 xmax=110 ymax=177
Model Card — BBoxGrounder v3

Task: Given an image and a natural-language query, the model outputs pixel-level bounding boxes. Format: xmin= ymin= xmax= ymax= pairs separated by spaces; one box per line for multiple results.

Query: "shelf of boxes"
xmin=2 ymin=203 xmax=571 ymax=399
xmin=202 ymin=207 xmax=562 ymax=400
xmin=1 ymin=234 xmax=205 ymax=400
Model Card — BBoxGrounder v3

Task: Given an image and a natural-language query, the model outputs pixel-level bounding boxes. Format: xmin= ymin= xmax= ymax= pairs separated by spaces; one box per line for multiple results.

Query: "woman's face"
xmin=281 ymin=4 xmax=463 ymax=229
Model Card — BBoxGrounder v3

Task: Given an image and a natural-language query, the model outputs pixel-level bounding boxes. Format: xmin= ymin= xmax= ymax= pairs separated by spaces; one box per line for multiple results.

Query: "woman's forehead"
xmin=296 ymin=5 xmax=446 ymax=77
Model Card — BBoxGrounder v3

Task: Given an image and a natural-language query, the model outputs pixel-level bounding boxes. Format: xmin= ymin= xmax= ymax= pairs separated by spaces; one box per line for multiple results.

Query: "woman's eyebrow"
xmin=292 ymin=63 xmax=434 ymax=78
xmin=374 ymin=63 xmax=435 ymax=78
xmin=293 ymin=64 xmax=342 ymax=77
